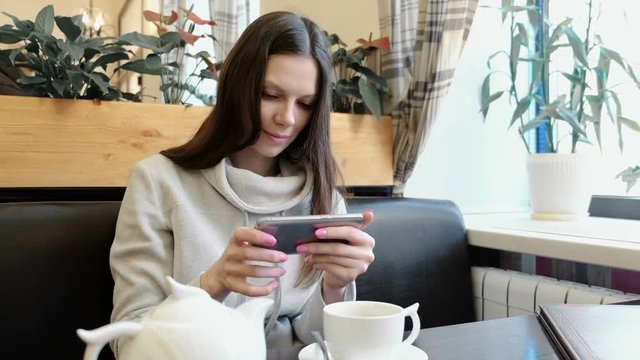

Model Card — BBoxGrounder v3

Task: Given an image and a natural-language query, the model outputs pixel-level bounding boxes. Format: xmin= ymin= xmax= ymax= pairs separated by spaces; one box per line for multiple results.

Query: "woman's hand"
xmin=296 ymin=210 xmax=375 ymax=304
xmin=200 ymin=227 xmax=288 ymax=301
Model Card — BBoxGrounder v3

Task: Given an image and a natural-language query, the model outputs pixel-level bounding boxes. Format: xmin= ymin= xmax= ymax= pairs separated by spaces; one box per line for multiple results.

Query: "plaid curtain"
xmin=378 ymin=0 xmax=478 ymax=196
xmin=207 ymin=0 xmax=252 ymax=61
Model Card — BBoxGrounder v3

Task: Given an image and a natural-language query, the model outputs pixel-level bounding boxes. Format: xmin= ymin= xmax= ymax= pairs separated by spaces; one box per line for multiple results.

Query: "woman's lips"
xmin=264 ymin=130 xmax=289 ymax=144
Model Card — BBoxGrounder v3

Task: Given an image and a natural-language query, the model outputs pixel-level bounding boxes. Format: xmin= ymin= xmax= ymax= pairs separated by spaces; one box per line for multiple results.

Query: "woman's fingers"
xmin=361 ymin=210 xmax=374 ymax=229
xmin=227 ymin=277 xmax=281 ymax=297
xmin=225 ymin=261 xmax=287 ymax=278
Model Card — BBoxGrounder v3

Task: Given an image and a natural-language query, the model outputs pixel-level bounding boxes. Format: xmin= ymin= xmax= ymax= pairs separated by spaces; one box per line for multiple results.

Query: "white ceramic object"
xmin=323 ymin=301 xmax=420 ymax=360
xmin=526 ymin=153 xmax=596 ymax=220
xmin=77 ymin=277 xmax=273 ymax=360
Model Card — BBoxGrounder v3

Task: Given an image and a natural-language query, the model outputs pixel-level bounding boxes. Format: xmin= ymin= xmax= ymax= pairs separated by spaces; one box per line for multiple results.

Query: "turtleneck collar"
xmin=201 ymin=158 xmax=313 ymax=215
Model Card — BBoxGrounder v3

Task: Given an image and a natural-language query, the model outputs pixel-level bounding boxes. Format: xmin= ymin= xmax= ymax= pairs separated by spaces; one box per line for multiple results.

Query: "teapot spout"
xmin=77 ymin=322 xmax=143 ymax=360
xmin=237 ymin=298 xmax=274 ymax=327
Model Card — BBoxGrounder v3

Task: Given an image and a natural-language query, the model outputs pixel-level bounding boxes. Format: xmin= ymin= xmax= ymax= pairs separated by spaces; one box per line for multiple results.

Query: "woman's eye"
xmin=298 ymin=102 xmax=313 ymax=110
xmin=262 ymin=92 xmax=278 ymax=99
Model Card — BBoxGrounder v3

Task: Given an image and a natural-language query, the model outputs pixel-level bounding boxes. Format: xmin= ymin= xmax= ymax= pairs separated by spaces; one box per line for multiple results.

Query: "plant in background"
xmin=117 ymin=6 xmax=220 ymax=105
xmin=480 ymin=0 xmax=640 ymax=154
xmin=0 ymin=5 xmax=139 ymax=101
xmin=328 ymin=33 xmax=390 ymax=119
xmin=616 ymin=165 xmax=640 ymax=192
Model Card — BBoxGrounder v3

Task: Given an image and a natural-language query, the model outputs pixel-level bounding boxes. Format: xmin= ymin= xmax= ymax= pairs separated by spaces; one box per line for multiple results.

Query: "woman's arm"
xmin=109 ymin=162 xmax=174 ymax=354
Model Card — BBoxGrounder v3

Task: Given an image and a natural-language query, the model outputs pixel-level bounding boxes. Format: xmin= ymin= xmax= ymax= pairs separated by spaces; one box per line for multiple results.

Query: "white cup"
xmin=323 ymin=301 xmax=420 ymax=360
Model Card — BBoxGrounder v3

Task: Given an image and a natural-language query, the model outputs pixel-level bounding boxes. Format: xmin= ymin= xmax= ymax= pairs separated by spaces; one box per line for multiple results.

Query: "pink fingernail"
xmin=296 ymin=245 xmax=308 ymax=253
xmin=264 ymin=235 xmax=276 ymax=246
xmin=315 ymin=229 xmax=327 ymax=237
xmin=280 ymin=253 xmax=288 ymax=262
xmin=270 ymin=282 xmax=279 ymax=290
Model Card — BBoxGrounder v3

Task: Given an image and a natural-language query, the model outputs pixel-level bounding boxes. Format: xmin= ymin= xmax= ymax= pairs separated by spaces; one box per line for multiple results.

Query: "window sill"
xmin=464 ymin=213 xmax=640 ymax=272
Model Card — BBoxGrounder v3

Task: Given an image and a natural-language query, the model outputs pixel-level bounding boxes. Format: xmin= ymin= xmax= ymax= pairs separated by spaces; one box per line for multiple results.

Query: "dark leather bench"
xmin=0 ymin=197 xmax=475 ymax=359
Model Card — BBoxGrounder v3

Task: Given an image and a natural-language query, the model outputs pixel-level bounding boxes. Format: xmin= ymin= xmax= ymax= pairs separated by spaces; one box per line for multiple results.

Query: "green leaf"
xmin=332 ymin=48 xmax=347 ymax=64
xmin=119 ymin=54 xmax=165 ymax=75
xmin=89 ymin=52 xmax=129 ymax=71
xmin=85 ymin=72 xmax=109 ymax=93
xmin=0 ymin=29 xmax=25 ymax=43
xmin=516 ymin=23 xmax=530 ymax=48
xmin=185 ymin=50 xmax=211 ymax=58
xmin=620 ymin=117 xmax=640 ymax=132
xmin=520 ymin=118 xmax=545 ymax=134
xmin=17 ymin=76 xmax=46 ymax=84
xmin=8 ymin=46 xmax=25 ymax=66
xmin=119 ymin=32 xmax=162 ymax=51
xmin=345 ymin=48 xmax=366 ymax=67
xmin=198 ymin=69 xmax=218 ymax=80
xmin=526 ymin=3 xmax=539 ymax=34
xmin=560 ymin=71 xmax=581 ymax=85
xmin=563 ymin=26 xmax=589 ymax=68
xmin=480 ymin=72 xmax=499 ymax=119
xmin=54 ymin=16 xmax=81 ymax=41
xmin=2 ymin=12 xmax=34 ymax=33
xmin=71 ymin=14 xmax=84 ymax=33
xmin=586 ymin=95 xmax=603 ymax=150
xmin=66 ymin=69 xmax=85 ymax=92
xmin=51 ymin=79 xmax=66 ymax=97
xmin=570 ymin=81 xmax=583 ymax=110
xmin=529 ymin=59 xmax=543 ymax=94
xmin=358 ymin=66 xmax=387 ymax=88
xmin=556 ymin=106 xmax=586 ymax=136
xmin=335 ymin=79 xmax=361 ymax=99
xmin=328 ymin=33 xmax=347 ymax=47
xmin=604 ymin=90 xmax=621 ymax=124
xmin=34 ymin=5 xmax=55 ymax=35
xmin=158 ymin=32 xmax=181 ymax=53
xmin=56 ymin=39 xmax=84 ymax=61
xmin=510 ymin=96 xmax=532 ymax=127
xmin=549 ymin=18 xmax=572 ymax=47
xmin=616 ymin=166 xmax=640 ymax=193
xmin=500 ymin=0 xmax=512 ymax=23
xmin=601 ymin=47 xmax=640 ymax=86
xmin=509 ymin=34 xmax=521 ymax=78
xmin=359 ymin=77 xmax=382 ymax=119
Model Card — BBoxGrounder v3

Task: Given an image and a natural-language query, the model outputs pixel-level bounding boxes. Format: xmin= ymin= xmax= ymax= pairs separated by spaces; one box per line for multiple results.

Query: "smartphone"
xmin=255 ymin=213 xmax=364 ymax=254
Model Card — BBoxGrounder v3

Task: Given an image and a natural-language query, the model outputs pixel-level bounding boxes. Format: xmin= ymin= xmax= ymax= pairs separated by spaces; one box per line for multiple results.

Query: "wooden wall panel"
xmin=0 ymin=95 xmax=392 ymax=188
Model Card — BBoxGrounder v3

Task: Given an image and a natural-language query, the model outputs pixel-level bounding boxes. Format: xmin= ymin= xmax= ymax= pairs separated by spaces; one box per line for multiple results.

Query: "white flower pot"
xmin=526 ymin=153 xmax=596 ymax=220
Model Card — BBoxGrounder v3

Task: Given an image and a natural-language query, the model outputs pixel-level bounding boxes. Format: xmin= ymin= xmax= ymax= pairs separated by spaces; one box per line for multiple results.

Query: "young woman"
xmin=109 ymin=11 xmax=375 ymax=354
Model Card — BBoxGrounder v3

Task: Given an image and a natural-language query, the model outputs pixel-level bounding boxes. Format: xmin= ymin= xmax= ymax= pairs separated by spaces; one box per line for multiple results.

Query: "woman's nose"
xmin=275 ymin=101 xmax=295 ymax=126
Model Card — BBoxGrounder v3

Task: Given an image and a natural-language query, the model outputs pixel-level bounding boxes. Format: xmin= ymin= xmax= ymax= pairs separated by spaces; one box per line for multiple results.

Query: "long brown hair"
xmin=161 ymin=12 xmax=340 ymax=285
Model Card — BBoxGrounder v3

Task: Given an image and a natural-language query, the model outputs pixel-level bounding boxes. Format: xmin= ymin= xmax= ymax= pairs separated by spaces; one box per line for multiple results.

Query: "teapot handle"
xmin=77 ymin=322 xmax=143 ymax=360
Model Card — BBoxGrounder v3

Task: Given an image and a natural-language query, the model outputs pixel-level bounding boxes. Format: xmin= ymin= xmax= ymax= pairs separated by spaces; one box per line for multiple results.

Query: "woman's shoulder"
xmin=135 ymin=153 xmax=174 ymax=168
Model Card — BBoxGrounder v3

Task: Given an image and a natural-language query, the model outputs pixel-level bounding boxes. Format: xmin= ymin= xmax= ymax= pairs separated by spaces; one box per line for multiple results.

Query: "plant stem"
xmin=507 ymin=11 xmax=531 ymax=153
xmin=573 ymin=0 xmax=593 ymax=153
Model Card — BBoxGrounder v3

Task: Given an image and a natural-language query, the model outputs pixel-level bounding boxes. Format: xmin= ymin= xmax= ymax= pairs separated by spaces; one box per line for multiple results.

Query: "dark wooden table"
xmin=267 ymin=315 xmax=559 ymax=360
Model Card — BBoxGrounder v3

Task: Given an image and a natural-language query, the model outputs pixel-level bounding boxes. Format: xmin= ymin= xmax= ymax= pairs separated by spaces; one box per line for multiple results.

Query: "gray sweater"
xmin=110 ymin=154 xmax=354 ymax=356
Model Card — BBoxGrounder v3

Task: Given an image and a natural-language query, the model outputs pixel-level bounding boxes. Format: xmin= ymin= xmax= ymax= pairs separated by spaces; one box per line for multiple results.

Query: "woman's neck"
xmin=229 ymin=151 xmax=279 ymax=177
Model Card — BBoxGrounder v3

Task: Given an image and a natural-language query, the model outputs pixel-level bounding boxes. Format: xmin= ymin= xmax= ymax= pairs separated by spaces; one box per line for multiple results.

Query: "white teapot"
xmin=77 ymin=276 xmax=273 ymax=360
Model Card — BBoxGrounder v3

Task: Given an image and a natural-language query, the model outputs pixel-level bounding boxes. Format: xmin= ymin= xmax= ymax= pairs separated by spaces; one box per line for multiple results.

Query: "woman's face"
xmin=230 ymin=54 xmax=319 ymax=176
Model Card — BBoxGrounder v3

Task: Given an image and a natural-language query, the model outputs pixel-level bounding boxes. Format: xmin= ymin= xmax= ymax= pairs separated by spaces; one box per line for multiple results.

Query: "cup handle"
xmin=401 ymin=303 xmax=420 ymax=345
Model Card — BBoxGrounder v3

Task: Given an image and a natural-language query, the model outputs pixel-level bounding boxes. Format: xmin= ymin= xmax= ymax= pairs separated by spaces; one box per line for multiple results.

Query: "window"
xmin=547 ymin=0 xmax=640 ymax=197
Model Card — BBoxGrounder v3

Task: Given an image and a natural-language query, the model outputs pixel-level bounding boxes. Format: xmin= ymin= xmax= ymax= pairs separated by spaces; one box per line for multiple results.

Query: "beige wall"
xmin=260 ymin=0 xmax=379 ymax=49
xmin=2 ymin=0 xmax=126 ymax=37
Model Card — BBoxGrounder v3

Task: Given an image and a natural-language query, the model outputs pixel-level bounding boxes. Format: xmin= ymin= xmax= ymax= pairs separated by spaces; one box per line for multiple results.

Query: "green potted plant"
xmin=117 ymin=6 xmax=220 ymax=105
xmin=328 ymin=33 xmax=390 ymax=119
xmin=479 ymin=0 xmax=640 ymax=219
xmin=617 ymin=165 xmax=640 ymax=192
xmin=0 ymin=5 xmax=139 ymax=101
